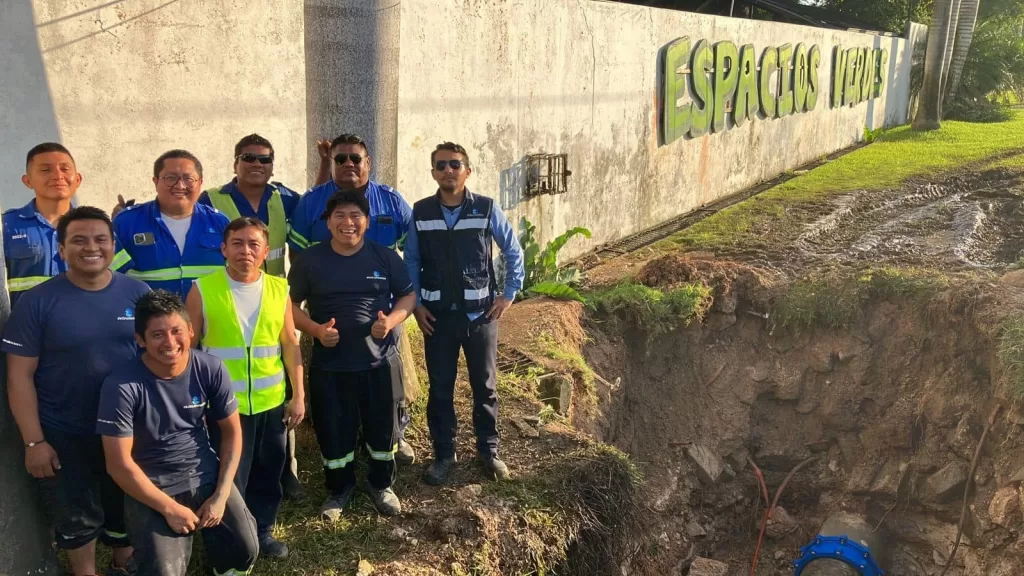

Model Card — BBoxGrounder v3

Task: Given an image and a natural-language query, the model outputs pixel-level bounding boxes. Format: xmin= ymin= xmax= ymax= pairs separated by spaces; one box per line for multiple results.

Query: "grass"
xmin=999 ymin=314 xmax=1024 ymax=399
xmin=659 ymin=110 xmax=1024 ymax=252
xmin=586 ymin=281 xmax=712 ymax=336
xmin=991 ymin=151 xmax=1024 ymax=170
xmin=773 ymin=266 xmax=950 ymax=330
xmin=535 ymin=331 xmax=596 ymax=398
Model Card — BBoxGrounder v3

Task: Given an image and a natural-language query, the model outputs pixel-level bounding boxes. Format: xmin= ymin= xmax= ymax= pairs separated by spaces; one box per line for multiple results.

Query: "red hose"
xmin=749 ymin=456 xmax=819 ymax=576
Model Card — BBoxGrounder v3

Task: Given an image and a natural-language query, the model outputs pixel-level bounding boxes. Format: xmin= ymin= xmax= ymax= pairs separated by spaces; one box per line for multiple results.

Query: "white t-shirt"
xmin=161 ymin=213 xmax=192 ymax=255
xmin=226 ymin=273 xmax=264 ymax=346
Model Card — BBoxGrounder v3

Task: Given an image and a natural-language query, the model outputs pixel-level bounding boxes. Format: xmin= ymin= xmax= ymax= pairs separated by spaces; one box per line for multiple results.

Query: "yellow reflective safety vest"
xmin=196 ymin=268 xmax=287 ymax=415
xmin=206 ymin=185 xmax=287 ymax=277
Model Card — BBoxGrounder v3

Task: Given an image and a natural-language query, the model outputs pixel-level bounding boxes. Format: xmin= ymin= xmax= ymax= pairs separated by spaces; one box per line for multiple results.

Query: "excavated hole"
xmin=573 ymin=273 xmax=1024 ymax=576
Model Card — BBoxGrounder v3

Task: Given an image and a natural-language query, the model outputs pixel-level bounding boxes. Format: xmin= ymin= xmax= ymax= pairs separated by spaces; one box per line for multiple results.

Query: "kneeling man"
xmin=97 ymin=290 xmax=258 ymax=576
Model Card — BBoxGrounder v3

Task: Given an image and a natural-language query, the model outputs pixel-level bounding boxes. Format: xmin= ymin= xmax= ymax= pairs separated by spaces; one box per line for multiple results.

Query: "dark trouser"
xmin=38 ymin=427 xmax=130 ymax=550
xmin=209 ymin=404 xmax=287 ymax=537
xmin=308 ymin=355 xmax=401 ymax=493
xmin=124 ymin=483 xmax=257 ymax=576
xmin=424 ymin=312 xmax=500 ymax=460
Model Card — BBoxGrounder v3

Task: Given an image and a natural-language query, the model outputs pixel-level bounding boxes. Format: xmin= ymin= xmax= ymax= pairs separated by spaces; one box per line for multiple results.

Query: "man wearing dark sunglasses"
xmin=289 ymin=133 xmax=417 ymax=465
xmin=405 ymin=142 xmax=525 ymax=486
xmin=197 ymin=134 xmax=331 ymax=502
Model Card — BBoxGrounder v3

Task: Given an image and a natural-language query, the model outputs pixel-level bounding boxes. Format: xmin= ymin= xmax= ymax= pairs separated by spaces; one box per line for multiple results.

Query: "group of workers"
xmin=2 ymin=133 xmax=525 ymax=576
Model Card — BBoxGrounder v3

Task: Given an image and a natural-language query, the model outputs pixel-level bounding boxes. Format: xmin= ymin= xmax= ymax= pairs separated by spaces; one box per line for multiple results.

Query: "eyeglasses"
xmin=434 ymin=159 xmax=464 ymax=171
xmin=159 ymin=174 xmax=199 ymax=187
xmin=334 ymin=154 xmax=365 ymax=166
xmin=237 ymin=153 xmax=274 ymax=165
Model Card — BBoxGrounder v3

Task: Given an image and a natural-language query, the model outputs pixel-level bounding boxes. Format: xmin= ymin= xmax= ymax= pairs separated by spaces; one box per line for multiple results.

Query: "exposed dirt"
xmin=731 ymin=165 xmax=1024 ymax=277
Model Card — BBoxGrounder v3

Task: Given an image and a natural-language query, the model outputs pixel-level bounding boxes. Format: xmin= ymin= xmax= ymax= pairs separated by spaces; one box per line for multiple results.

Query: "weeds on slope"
xmin=585 ymin=282 xmax=712 ymax=336
xmin=998 ymin=314 xmax=1024 ymax=399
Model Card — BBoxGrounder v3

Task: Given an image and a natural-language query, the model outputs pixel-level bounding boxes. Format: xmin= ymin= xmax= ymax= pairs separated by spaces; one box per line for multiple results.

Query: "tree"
xmin=940 ymin=0 xmax=963 ymax=92
xmin=945 ymin=0 xmax=981 ymax=101
xmin=914 ymin=0 xmax=958 ymax=129
xmin=817 ymin=0 xmax=934 ymax=33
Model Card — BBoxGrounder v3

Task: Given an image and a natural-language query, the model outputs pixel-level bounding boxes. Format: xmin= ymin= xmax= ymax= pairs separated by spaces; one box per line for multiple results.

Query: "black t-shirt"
xmin=288 ymin=240 xmax=413 ymax=372
xmin=95 ymin=351 xmax=238 ymax=496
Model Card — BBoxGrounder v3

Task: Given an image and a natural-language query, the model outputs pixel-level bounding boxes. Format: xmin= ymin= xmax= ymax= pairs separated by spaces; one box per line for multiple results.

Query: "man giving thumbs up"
xmin=288 ymin=189 xmax=416 ymax=520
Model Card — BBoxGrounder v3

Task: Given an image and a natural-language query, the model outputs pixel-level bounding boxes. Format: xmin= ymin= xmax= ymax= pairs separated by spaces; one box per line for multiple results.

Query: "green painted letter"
xmin=777 ymin=44 xmax=794 ymax=117
xmin=860 ymin=48 xmax=874 ymax=102
xmin=661 ymin=37 xmax=692 ymax=145
xmin=831 ymin=46 xmax=847 ymax=108
xmin=844 ymin=47 xmax=860 ymax=106
xmin=807 ymin=45 xmax=821 ymax=111
xmin=734 ymin=44 xmax=758 ymax=127
xmin=793 ymin=43 xmax=809 ymax=113
xmin=876 ymin=49 xmax=888 ymax=98
xmin=689 ymin=39 xmax=713 ymax=137
xmin=759 ymin=47 xmax=778 ymax=118
xmin=713 ymin=41 xmax=739 ymax=133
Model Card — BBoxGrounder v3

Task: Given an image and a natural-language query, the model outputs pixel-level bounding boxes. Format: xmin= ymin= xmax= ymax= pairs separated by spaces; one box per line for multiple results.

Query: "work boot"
xmin=396 ymin=438 xmax=416 ymax=465
xmin=481 ymin=456 xmax=510 ymax=481
xmin=258 ymin=533 xmax=289 ymax=559
xmin=368 ymin=486 xmax=402 ymax=516
xmin=318 ymin=485 xmax=355 ymax=522
xmin=282 ymin=470 xmax=306 ymax=501
xmin=422 ymin=456 xmax=456 ymax=486
xmin=105 ymin=556 xmax=137 ymax=576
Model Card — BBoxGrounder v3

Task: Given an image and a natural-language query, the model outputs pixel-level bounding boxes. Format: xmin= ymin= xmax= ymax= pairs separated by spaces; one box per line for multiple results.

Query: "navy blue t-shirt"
xmin=1 ymin=273 xmax=150 ymax=434
xmin=95 ymin=351 xmax=237 ymax=496
xmin=288 ymin=240 xmax=413 ymax=372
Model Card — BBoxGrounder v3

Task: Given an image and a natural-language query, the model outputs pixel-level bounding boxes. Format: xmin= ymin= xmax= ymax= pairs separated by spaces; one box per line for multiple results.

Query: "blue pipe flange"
xmin=792 ymin=534 xmax=885 ymax=576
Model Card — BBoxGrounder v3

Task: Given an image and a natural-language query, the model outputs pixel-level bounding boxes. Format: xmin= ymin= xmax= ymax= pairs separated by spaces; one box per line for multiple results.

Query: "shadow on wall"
xmin=879 ymin=34 xmax=909 ymax=127
xmin=500 ymin=156 xmax=528 ymax=211
xmin=0 ymin=0 xmax=61 ymax=211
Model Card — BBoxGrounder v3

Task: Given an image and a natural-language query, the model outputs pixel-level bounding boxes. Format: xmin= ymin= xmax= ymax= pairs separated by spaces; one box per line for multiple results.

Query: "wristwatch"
xmin=24 ymin=440 xmax=45 ymax=449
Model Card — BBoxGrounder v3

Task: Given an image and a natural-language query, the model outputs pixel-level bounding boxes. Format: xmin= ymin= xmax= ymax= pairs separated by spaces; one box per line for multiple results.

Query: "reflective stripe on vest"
xmin=196 ymin=268 xmax=287 ymax=415
xmin=127 ymin=265 xmax=222 ymax=283
xmin=8 ymin=276 xmax=50 ymax=292
xmin=206 ymin=185 xmax=288 ymax=278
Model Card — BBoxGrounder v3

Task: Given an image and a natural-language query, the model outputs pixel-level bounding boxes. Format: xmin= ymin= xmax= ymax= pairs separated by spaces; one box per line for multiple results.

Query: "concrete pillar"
xmin=303 ymin=0 xmax=402 ymax=187
xmin=304 ymin=0 xmax=421 ymax=401
xmin=0 ymin=213 xmax=59 ymax=573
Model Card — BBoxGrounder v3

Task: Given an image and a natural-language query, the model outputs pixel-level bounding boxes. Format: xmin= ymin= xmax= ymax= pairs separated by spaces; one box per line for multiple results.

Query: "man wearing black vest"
xmin=404 ymin=142 xmax=525 ymax=486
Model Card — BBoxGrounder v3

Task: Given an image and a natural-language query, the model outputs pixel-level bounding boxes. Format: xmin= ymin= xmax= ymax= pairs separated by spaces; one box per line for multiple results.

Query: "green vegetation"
xmin=586 ymin=281 xmax=712 ymax=336
xmin=998 ymin=313 xmax=1024 ymax=399
xmin=774 ymin=267 xmax=950 ymax=330
xmin=520 ymin=219 xmax=591 ymax=302
xmin=659 ymin=111 xmax=1024 ymax=252
xmin=535 ymin=331 xmax=596 ymax=399
xmin=992 ymin=151 xmax=1024 ymax=169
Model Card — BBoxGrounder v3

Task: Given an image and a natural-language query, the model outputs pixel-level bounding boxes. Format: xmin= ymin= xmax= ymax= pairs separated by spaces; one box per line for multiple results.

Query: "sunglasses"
xmin=237 ymin=153 xmax=274 ymax=165
xmin=434 ymin=159 xmax=464 ymax=171
xmin=334 ymin=154 xmax=365 ymax=166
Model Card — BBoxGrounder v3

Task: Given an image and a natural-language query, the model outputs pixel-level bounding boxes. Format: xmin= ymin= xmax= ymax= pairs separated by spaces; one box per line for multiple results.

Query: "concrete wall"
xmin=395 ymin=0 xmax=917 ymax=260
xmin=0 ymin=0 xmax=307 ymax=212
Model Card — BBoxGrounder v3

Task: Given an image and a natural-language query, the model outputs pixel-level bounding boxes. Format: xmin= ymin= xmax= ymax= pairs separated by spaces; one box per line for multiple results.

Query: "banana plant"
xmin=519 ymin=219 xmax=591 ymax=303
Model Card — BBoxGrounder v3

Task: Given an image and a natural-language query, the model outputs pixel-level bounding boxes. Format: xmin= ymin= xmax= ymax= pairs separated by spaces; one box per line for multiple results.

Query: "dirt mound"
xmin=636 ymin=253 xmax=779 ymax=310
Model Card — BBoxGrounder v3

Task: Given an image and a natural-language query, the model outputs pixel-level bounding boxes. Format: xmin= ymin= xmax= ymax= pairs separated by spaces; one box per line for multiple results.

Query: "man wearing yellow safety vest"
xmin=185 ymin=217 xmax=305 ymax=559
xmin=111 ymin=150 xmax=229 ymax=301
xmin=197 ymin=134 xmax=329 ymax=500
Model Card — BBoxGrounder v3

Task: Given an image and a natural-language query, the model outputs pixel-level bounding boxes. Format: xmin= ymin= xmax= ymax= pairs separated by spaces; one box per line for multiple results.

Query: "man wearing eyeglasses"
xmin=111 ymin=150 xmax=230 ymax=301
xmin=289 ymin=134 xmax=417 ymax=465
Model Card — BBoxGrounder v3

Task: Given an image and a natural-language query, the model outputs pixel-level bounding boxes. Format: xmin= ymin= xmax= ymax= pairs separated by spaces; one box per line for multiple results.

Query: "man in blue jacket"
xmin=405 ymin=142 xmax=525 ymax=486
xmin=290 ymin=133 xmax=417 ymax=465
xmin=111 ymin=150 xmax=229 ymax=301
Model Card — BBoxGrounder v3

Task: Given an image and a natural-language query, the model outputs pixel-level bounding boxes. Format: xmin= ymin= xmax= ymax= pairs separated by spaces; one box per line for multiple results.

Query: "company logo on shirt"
xmin=10 ymin=234 xmax=27 ymax=240
xmin=472 ymin=208 xmax=480 ymax=215
xmin=366 ymin=270 xmax=386 ymax=281
xmin=183 ymin=396 xmax=205 ymax=410
xmin=117 ymin=308 xmax=135 ymax=321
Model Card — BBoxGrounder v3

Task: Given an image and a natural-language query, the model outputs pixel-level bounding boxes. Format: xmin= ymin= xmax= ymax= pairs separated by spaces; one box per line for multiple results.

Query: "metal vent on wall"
xmin=525 ymin=153 xmax=571 ymax=197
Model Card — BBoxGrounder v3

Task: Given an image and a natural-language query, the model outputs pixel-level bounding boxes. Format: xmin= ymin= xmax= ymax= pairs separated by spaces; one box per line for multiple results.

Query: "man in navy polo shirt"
xmin=97 ymin=290 xmax=258 ymax=576
xmin=289 ymin=133 xmax=417 ymax=465
xmin=289 ymin=189 xmax=416 ymax=520
xmin=3 ymin=206 xmax=150 ymax=576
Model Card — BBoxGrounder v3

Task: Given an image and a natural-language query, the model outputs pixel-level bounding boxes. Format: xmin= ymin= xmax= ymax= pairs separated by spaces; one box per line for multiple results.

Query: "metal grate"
xmin=525 ymin=154 xmax=571 ymax=197
xmin=496 ymin=344 xmax=539 ymax=377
